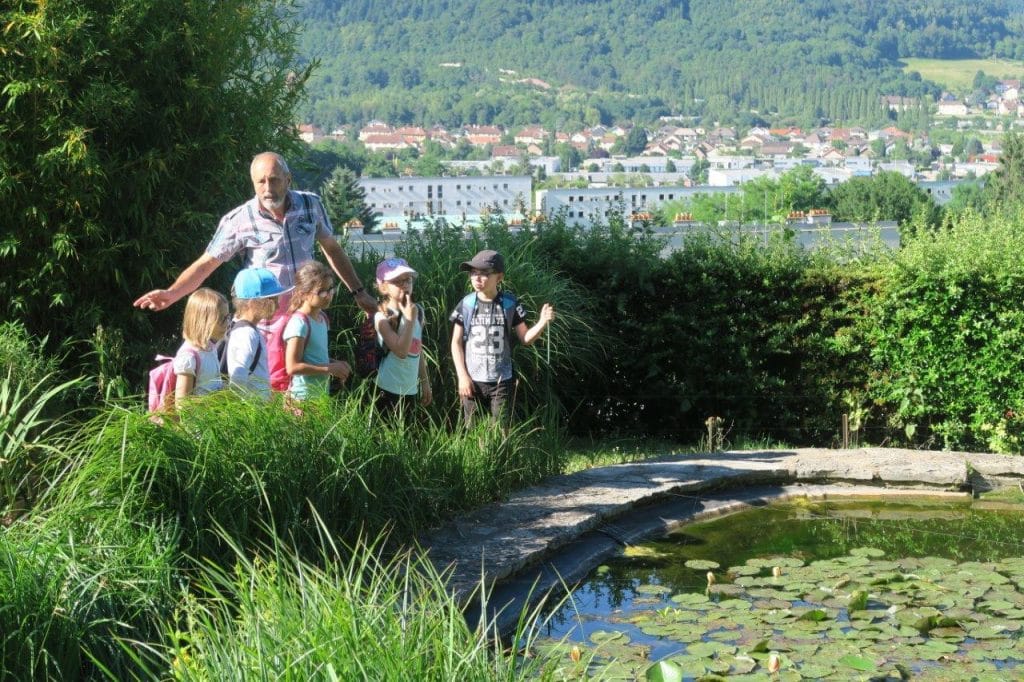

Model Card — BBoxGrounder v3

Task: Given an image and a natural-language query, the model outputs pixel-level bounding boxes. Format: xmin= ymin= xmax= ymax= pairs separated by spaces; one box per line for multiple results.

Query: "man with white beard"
xmin=134 ymin=151 xmax=376 ymax=316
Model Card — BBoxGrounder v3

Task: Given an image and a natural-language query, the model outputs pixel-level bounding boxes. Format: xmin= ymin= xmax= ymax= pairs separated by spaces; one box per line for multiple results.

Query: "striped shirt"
xmin=206 ymin=191 xmax=333 ymax=288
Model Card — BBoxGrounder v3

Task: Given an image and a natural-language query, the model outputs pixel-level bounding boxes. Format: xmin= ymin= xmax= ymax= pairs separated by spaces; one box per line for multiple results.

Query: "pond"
xmin=533 ymin=495 xmax=1024 ymax=680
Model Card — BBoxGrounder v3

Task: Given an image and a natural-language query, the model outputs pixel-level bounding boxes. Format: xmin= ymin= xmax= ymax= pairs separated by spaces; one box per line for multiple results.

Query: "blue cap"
xmin=232 ymin=267 xmax=293 ymax=299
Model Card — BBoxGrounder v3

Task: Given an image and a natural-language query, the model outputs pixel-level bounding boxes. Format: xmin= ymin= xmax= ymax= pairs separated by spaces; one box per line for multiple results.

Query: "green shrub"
xmin=2 ymin=0 xmax=309 ymax=382
xmin=521 ymin=215 xmax=881 ymax=445
xmin=867 ymin=209 xmax=1024 ymax=452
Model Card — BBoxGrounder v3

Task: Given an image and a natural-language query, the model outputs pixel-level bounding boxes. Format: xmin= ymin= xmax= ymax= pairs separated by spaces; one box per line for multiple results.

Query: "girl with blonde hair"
xmin=173 ymin=287 xmax=228 ymax=406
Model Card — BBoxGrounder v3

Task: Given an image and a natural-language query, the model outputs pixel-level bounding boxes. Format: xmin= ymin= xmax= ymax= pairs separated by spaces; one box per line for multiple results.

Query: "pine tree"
xmin=321 ymin=167 xmax=379 ymax=233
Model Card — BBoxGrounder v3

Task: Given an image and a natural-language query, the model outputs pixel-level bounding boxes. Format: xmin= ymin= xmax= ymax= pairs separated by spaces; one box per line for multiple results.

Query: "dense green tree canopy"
xmin=827 ymin=172 xmax=941 ymax=227
xmin=294 ymin=0 xmax=1024 ymax=129
xmin=1 ymin=0 xmax=308 ymax=375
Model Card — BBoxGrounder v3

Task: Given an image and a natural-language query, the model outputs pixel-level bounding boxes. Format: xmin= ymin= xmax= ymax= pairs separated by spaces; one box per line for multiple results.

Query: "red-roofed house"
xmin=359 ymin=121 xmax=394 ymax=141
xmin=464 ymin=125 xmax=503 ymax=146
xmin=514 ymin=126 xmax=549 ymax=145
xmin=362 ymin=134 xmax=412 ymax=152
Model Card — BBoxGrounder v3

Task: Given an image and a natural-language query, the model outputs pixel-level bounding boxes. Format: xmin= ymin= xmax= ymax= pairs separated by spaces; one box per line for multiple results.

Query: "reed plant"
xmin=45 ymin=390 xmax=566 ymax=565
xmin=141 ymin=532 xmax=557 ymax=681
xmin=0 ymin=510 xmax=177 ymax=680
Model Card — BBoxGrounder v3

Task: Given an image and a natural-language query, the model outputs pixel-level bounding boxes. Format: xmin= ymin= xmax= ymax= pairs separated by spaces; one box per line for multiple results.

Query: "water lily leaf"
xmin=795 ymin=663 xmax=833 ymax=678
xmin=722 ymin=654 xmax=757 ymax=674
xmin=850 ymin=547 xmax=885 ymax=558
xmin=635 ymin=584 xmax=672 ymax=596
xmin=670 ymin=592 xmax=711 ymax=606
xmin=797 ymin=608 xmax=830 ymax=622
xmin=590 ymin=630 xmax=630 ymax=645
xmin=664 ymin=655 xmax=709 ymax=676
xmin=837 ymin=653 xmax=876 ymax=671
xmin=729 ymin=564 xmax=763 ymax=576
xmin=685 ymin=559 xmax=720 ymax=570
xmin=708 ymin=584 xmax=745 ymax=597
xmin=687 ymin=641 xmax=734 ymax=658
xmin=920 ymin=639 xmax=959 ymax=654
xmin=848 ymin=590 xmax=869 ymax=611
xmin=644 ymin=660 xmax=684 ymax=682
xmin=747 ymin=639 xmax=770 ymax=653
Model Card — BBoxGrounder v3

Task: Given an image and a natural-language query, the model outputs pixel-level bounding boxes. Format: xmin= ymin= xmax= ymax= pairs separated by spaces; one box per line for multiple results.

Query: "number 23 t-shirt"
xmin=450 ymin=295 xmax=526 ymax=383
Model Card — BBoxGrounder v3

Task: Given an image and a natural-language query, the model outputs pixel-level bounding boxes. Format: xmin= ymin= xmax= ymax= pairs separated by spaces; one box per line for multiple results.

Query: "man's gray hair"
xmin=251 ymin=152 xmax=290 ymax=175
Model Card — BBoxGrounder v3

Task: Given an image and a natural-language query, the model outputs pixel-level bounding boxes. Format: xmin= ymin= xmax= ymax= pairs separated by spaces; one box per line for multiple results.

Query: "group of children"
xmin=163 ymin=250 xmax=555 ymax=422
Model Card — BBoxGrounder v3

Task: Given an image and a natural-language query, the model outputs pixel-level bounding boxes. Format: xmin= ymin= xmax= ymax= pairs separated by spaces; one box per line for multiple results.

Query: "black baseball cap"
xmin=460 ymin=249 xmax=505 ymax=273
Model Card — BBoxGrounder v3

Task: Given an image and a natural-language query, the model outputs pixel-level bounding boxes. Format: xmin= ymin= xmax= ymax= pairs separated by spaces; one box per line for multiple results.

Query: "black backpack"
xmin=354 ymin=305 xmax=423 ymax=378
xmin=217 ymin=319 xmax=262 ymax=376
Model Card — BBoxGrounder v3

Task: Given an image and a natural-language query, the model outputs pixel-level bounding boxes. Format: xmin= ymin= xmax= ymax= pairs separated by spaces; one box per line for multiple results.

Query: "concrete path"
xmin=419 ymin=448 xmax=1024 ymax=624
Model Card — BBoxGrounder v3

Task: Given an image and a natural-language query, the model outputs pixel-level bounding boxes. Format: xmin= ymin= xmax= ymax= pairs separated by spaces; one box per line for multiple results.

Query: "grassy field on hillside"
xmin=901 ymin=57 xmax=1024 ymax=93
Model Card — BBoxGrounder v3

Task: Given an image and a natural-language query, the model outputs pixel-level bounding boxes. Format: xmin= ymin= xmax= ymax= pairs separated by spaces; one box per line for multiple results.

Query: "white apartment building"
xmin=537 ymin=185 xmax=740 ymax=227
xmin=359 ymin=176 xmax=532 ymax=224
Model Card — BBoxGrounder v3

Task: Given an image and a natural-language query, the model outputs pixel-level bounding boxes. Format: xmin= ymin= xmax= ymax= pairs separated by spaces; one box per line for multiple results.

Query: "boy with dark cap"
xmin=450 ymin=249 xmax=555 ymax=423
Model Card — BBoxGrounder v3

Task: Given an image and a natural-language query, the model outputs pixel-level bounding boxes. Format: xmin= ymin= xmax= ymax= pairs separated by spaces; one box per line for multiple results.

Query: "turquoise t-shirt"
xmin=283 ymin=312 xmax=330 ymax=399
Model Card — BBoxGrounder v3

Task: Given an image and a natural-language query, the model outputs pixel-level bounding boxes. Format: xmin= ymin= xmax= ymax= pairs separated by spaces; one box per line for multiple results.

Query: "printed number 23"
xmin=471 ymin=326 xmax=504 ymax=354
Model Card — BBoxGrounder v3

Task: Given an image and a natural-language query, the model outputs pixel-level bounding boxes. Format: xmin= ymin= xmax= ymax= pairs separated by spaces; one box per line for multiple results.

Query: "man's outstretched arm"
xmin=318 ymin=234 xmax=377 ymax=315
xmin=133 ymin=253 xmax=222 ymax=311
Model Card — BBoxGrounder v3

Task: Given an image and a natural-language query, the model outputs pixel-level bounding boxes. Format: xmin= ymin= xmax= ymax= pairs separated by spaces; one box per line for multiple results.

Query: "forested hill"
xmin=296 ymin=0 xmax=1024 ymax=130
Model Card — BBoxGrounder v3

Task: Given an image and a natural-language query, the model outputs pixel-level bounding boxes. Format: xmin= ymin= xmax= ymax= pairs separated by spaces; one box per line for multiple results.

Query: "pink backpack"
xmin=147 ymin=349 xmax=199 ymax=412
xmin=267 ymin=311 xmax=316 ymax=392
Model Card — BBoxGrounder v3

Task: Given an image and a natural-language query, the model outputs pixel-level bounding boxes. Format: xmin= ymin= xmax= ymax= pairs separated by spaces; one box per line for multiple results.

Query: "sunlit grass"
xmin=900 ymin=56 xmax=1024 ymax=93
xmin=139 ymin=531 xmax=559 ymax=681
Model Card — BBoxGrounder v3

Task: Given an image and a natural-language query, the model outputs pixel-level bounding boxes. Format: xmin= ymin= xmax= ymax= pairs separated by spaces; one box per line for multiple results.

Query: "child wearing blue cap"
xmin=223 ymin=267 xmax=293 ymax=398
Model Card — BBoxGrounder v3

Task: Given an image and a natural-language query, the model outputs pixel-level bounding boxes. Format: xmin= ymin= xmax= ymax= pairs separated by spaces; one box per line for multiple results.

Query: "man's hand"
xmin=133 ymin=254 xmax=221 ymax=312
xmin=133 ymin=289 xmax=177 ymax=311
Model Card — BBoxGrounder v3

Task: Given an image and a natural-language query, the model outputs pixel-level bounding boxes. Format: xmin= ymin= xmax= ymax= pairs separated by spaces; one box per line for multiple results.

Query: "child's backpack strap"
xmin=218 ymin=320 xmax=262 ymax=375
xmin=459 ymin=292 xmax=478 ymax=343
xmin=499 ymin=292 xmax=517 ymax=342
xmin=267 ymin=311 xmax=316 ymax=392
xmin=461 ymin=291 xmax=515 ymax=344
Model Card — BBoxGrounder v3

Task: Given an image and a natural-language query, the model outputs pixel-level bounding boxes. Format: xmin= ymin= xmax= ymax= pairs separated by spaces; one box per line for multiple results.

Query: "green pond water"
xmin=535 ymin=495 xmax=1024 ymax=680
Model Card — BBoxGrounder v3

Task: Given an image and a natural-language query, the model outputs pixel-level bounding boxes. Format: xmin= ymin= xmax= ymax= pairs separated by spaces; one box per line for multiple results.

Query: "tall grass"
xmin=44 ymin=390 xmax=564 ymax=565
xmin=139 ymin=532 xmax=556 ymax=681
xmin=2 ymin=386 xmax=568 ymax=679
xmin=1 ymin=372 xmax=84 ymax=519
xmin=0 ymin=511 xmax=177 ymax=680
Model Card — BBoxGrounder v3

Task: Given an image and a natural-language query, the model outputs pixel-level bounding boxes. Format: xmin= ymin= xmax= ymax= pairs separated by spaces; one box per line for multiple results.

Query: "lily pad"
xmin=684 ymin=559 xmax=721 ymax=570
xmin=837 ymin=653 xmax=877 ymax=671
xmin=590 ymin=630 xmax=631 ymax=645
xmin=635 ymin=584 xmax=672 ymax=596
xmin=644 ymin=660 xmax=684 ymax=682
xmin=850 ymin=547 xmax=886 ymax=558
